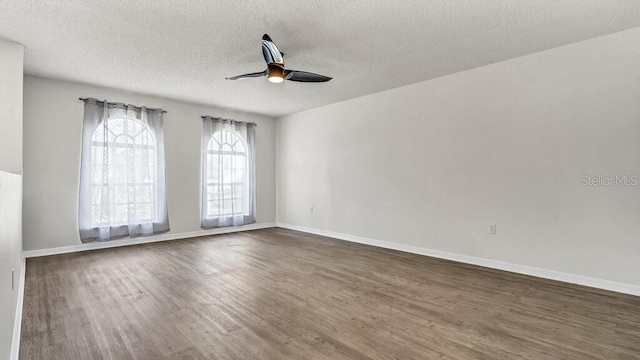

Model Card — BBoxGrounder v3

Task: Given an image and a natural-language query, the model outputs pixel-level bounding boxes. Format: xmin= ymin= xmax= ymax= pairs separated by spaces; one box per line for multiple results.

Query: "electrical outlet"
xmin=489 ymin=224 xmax=497 ymax=235
xmin=12 ymin=268 xmax=15 ymax=290
xmin=310 ymin=206 xmax=314 ymax=213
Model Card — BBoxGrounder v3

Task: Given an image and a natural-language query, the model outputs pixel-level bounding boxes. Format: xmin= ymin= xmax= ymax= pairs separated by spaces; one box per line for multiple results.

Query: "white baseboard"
xmin=276 ymin=222 xmax=640 ymax=297
xmin=10 ymin=256 xmax=26 ymax=360
xmin=23 ymin=222 xmax=277 ymax=258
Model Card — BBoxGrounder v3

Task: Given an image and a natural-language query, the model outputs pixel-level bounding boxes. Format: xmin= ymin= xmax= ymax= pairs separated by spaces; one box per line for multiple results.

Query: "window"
xmin=78 ymin=99 xmax=169 ymax=242
xmin=201 ymin=117 xmax=256 ymax=228
xmin=90 ymin=116 xmax=157 ymax=225
xmin=205 ymin=130 xmax=249 ymax=217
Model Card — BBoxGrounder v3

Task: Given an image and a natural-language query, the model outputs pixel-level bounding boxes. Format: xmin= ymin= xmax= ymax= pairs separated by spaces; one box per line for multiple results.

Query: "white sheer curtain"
xmin=78 ymin=99 xmax=169 ymax=242
xmin=201 ymin=116 xmax=256 ymax=228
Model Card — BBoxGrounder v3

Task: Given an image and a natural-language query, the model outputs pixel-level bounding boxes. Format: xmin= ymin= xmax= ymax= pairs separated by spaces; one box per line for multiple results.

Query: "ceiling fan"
xmin=226 ymin=34 xmax=332 ymax=84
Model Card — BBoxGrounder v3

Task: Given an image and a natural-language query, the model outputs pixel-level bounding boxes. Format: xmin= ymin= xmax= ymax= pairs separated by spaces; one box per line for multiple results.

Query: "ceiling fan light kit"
xmin=267 ymin=64 xmax=285 ymax=83
xmin=227 ymin=34 xmax=332 ymax=84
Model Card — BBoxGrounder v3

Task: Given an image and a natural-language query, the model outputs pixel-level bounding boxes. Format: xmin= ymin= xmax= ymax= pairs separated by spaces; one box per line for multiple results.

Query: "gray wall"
xmin=23 ymin=76 xmax=277 ymax=251
xmin=276 ymin=28 xmax=640 ymax=286
xmin=0 ymin=39 xmax=23 ymax=360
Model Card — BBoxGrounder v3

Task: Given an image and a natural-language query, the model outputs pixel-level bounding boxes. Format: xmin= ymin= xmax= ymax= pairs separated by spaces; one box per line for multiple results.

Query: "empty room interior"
xmin=1 ymin=1 xmax=640 ymax=359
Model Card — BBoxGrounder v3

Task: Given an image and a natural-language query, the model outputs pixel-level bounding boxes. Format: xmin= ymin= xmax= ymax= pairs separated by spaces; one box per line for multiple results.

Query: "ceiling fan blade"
xmin=284 ymin=70 xmax=332 ymax=82
xmin=262 ymin=34 xmax=284 ymax=66
xmin=226 ymin=70 xmax=267 ymax=80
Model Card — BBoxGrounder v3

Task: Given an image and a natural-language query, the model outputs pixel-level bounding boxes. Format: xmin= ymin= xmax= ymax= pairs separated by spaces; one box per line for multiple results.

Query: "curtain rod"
xmin=79 ymin=98 xmax=167 ymax=113
xmin=201 ymin=115 xmax=257 ymax=126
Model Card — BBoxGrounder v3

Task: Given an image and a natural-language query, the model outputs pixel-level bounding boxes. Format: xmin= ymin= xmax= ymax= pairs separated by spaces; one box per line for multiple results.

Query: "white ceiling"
xmin=1 ymin=1 xmax=639 ymax=117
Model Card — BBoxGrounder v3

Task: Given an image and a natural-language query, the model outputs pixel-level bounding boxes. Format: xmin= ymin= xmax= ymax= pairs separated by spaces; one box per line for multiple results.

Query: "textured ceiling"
xmin=1 ymin=1 xmax=640 ymax=117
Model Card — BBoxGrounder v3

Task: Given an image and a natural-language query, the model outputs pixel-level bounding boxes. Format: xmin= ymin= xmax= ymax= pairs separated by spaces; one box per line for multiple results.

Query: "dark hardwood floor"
xmin=20 ymin=228 xmax=640 ymax=359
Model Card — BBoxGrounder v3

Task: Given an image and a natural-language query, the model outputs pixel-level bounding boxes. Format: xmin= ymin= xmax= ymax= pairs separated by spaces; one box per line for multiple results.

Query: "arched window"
xmin=201 ymin=117 xmax=256 ymax=228
xmin=205 ymin=130 xmax=249 ymax=217
xmin=90 ymin=116 xmax=157 ymax=226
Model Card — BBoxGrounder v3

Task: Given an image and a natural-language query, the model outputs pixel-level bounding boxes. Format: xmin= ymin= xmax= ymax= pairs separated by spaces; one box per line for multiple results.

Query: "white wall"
xmin=0 ymin=39 xmax=23 ymax=360
xmin=0 ymin=173 xmax=22 ymax=360
xmin=23 ymin=76 xmax=276 ymax=251
xmin=0 ymin=40 xmax=23 ymax=174
xmin=277 ymin=28 xmax=640 ymax=287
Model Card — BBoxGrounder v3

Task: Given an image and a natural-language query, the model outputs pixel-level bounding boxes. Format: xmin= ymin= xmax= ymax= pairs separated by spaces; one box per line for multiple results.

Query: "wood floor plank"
xmin=20 ymin=228 xmax=640 ymax=359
